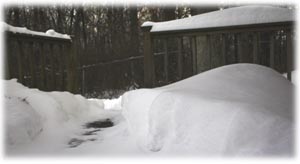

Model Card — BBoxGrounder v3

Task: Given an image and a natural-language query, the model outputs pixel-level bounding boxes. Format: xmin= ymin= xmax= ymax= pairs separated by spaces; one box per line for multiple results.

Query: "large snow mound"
xmin=122 ymin=64 xmax=294 ymax=156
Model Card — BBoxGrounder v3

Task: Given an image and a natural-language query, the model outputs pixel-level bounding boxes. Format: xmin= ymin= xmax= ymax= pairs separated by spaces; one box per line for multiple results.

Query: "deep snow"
xmin=4 ymin=79 xmax=124 ymax=155
xmin=4 ymin=64 xmax=294 ymax=157
xmin=123 ymin=64 xmax=294 ymax=156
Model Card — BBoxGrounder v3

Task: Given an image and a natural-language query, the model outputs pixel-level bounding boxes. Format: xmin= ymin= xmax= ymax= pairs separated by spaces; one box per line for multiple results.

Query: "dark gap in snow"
xmin=68 ymin=138 xmax=84 ymax=148
xmin=67 ymin=119 xmax=113 ymax=148
xmin=68 ymin=138 xmax=97 ymax=148
xmin=84 ymin=119 xmax=114 ymax=129
xmin=82 ymin=129 xmax=101 ymax=135
xmin=5 ymin=96 xmax=11 ymax=99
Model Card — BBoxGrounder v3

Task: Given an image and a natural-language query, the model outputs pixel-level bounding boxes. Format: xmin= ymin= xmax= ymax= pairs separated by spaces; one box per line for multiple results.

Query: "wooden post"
xmin=142 ymin=25 xmax=155 ymax=88
xmin=39 ymin=42 xmax=46 ymax=90
xmin=237 ymin=33 xmax=243 ymax=62
xmin=234 ymin=33 xmax=239 ymax=63
xmin=163 ymin=38 xmax=169 ymax=82
xmin=269 ymin=32 xmax=275 ymax=69
xmin=82 ymin=68 xmax=85 ymax=94
xmin=55 ymin=44 xmax=64 ymax=91
xmin=190 ymin=36 xmax=197 ymax=74
xmin=221 ymin=34 xmax=226 ymax=65
xmin=196 ymin=35 xmax=209 ymax=72
xmin=253 ymin=32 xmax=259 ymax=64
xmin=73 ymin=41 xmax=79 ymax=94
xmin=49 ymin=43 xmax=55 ymax=90
xmin=28 ymin=41 xmax=36 ymax=87
xmin=17 ymin=40 xmax=24 ymax=83
xmin=207 ymin=35 xmax=212 ymax=69
xmin=58 ymin=44 xmax=64 ymax=91
xmin=66 ymin=42 xmax=73 ymax=92
xmin=286 ymin=30 xmax=293 ymax=81
xmin=177 ymin=37 xmax=183 ymax=80
xmin=66 ymin=40 xmax=78 ymax=93
xmin=66 ymin=42 xmax=74 ymax=92
xmin=4 ymin=35 xmax=11 ymax=79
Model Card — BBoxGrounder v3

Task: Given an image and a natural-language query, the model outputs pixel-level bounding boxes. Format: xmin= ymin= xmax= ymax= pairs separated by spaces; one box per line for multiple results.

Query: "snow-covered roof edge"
xmin=2 ymin=22 xmax=71 ymax=40
xmin=141 ymin=5 xmax=295 ymax=33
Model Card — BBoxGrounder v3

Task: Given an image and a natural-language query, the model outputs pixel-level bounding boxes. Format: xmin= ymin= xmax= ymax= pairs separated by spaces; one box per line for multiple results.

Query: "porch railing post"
xmin=142 ymin=25 xmax=155 ymax=88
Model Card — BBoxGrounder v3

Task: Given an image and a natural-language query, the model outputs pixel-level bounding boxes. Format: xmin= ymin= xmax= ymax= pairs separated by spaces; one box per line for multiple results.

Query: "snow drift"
xmin=3 ymin=64 xmax=294 ymax=157
xmin=122 ymin=64 xmax=294 ymax=156
xmin=3 ymin=79 xmax=116 ymax=154
xmin=5 ymin=96 xmax=43 ymax=146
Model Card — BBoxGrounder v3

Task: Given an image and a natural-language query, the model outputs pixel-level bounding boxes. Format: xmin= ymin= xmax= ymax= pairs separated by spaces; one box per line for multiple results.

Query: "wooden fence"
xmin=4 ymin=31 xmax=78 ymax=93
xmin=80 ymin=55 xmax=144 ymax=97
xmin=4 ymin=30 xmax=144 ymax=97
xmin=143 ymin=24 xmax=294 ymax=87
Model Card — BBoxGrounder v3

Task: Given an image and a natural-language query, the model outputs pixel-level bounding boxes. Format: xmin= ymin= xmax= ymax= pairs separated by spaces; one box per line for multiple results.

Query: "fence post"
xmin=28 ymin=41 xmax=36 ymax=87
xmin=163 ymin=38 xmax=169 ymax=83
xmin=286 ymin=30 xmax=293 ymax=81
xmin=234 ymin=33 xmax=239 ymax=63
xmin=17 ymin=40 xmax=24 ymax=83
xmin=49 ymin=43 xmax=55 ymax=90
xmin=39 ymin=42 xmax=46 ymax=90
xmin=66 ymin=41 xmax=78 ymax=93
xmin=66 ymin=42 xmax=72 ymax=92
xmin=82 ymin=68 xmax=85 ymax=94
xmin=4 ymin=33 xmax=11 ymax=79
xmin=221 ymin=34 xmax=226 ymax=65
xmin=58 ymin=44 xmax=64 ymax=91
xmin=269 ymin=32 xmax=275 ymax=69
xmin=236 ymin=33 xmax=242 ymax=62
xmin=177 ymin=37 xmax=183 ymax=80
xmin=207 ymin=35 xmax=212 ymax=69
xmin=253 ymin=32 xmax=259 ymax=64
xmin=142 ymin=25 xmax=155 ymax=88
xmin=190 ymin=36 xmax=197 ymax=74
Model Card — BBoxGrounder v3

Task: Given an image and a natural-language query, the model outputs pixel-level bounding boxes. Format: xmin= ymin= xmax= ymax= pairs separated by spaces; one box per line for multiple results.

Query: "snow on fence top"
xmin=142 ymin=5 xmax=294 ymax=33
xmin=2 ymin=22 xmax=71 ymax=40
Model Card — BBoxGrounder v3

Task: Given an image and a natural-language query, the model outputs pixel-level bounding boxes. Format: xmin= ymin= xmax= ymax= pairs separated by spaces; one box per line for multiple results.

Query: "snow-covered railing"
xmin=141 ymin=5 xmax=295 ymax=87
xmin=4 ymin=23 xmax=78 ymax=93
xmin=142 ymin=5 xmax=294 ymax=34
xmin=2 ymin=22 xmax=71 ymax=40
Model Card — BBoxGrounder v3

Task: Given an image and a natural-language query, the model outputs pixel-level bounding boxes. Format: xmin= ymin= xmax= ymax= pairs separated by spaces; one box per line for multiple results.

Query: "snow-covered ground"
xmin=3 ymin=64 xmax=294 ymax=157
xmin=4 ymin=79 xmax=131 ymax=156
